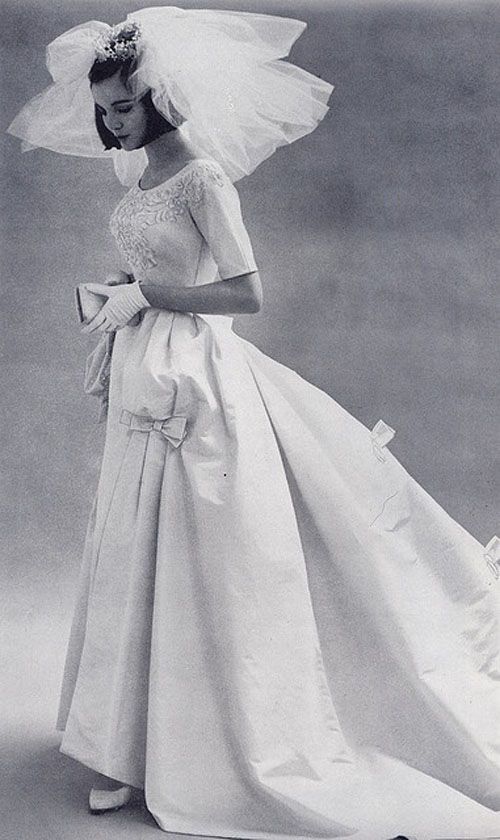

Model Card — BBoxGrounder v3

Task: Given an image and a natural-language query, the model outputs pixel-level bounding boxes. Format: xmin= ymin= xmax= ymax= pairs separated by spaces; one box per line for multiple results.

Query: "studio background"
xmin=1 ymin=1 xmax=499 ymax=838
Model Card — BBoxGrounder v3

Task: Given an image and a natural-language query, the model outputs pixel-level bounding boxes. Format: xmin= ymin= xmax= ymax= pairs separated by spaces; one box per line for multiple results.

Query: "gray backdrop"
xmin=1 ymin=1 xmax=499 ymax=836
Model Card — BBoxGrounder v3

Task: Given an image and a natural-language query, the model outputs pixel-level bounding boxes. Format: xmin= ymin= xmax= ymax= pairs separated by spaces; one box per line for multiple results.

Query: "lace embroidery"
xmin=109 ymin=160 xmax=225 ymax=272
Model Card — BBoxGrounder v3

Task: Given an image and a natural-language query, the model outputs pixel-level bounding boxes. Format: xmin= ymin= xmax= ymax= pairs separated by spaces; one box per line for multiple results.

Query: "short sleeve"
xmin=187 ymin=161 xmax=259 ymax=280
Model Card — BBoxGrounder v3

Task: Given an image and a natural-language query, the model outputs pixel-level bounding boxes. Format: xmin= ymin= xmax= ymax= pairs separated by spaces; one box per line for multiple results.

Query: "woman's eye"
xmin=116 ymin=107 xmax=132 ymax=114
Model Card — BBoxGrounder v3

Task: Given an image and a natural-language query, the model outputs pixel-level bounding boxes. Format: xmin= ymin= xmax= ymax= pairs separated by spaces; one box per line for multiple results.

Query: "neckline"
xmin=136 ymin=158 xmax=207 ymax=193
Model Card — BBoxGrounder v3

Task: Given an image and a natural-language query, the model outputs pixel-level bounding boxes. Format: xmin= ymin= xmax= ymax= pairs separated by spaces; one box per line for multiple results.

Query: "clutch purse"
xmin=75 ymin=284 xmax=104 ymax=324
xmin=75 ymin=283 xmax=141 ymax=326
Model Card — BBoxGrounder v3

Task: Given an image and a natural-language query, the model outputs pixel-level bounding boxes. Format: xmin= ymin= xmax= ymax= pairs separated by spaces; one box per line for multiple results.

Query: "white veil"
xmin=7 ymin=6 xmax=334 ymax=186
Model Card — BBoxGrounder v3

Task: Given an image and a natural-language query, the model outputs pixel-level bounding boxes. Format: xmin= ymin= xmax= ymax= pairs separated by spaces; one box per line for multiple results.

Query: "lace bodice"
xmin=109 ymin=158 xmax=258 ymax=285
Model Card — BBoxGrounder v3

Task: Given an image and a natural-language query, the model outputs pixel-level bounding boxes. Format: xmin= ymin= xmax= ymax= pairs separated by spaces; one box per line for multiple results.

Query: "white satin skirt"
xmin=57 ymin=310 xmax=500 ymax=839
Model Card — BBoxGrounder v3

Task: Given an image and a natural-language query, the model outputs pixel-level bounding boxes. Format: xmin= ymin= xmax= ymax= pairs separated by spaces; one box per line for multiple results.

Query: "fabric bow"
xmin=119 ymin=409 xmax=187 ymax=448
xmin=484 ymin=535 xmax=500 ymax=580
xmin=47 ymin=21 xmax=111 ymax=83
xmin=82 ymin=333 xmax=115 ymax=423
xmin=371 ymin=419 xmax=396 ymax=462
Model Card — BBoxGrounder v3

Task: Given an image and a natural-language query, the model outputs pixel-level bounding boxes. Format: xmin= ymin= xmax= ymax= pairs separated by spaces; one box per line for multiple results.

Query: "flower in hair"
xmin=94 ymin=21 xmax=142 ymax=63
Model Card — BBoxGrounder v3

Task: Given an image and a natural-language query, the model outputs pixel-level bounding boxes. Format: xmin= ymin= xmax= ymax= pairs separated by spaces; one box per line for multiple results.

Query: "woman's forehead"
xmin=91 ymin=74 xmax=135 ymax=107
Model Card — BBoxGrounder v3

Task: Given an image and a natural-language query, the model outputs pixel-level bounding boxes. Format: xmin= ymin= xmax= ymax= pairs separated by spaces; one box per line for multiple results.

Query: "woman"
xmin=7 ymin=7 xmax=500 ymax=840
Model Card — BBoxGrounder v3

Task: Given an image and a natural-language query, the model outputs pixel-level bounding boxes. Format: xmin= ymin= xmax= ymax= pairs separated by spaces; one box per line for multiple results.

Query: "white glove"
xmin=81 ymin=280 xmax=151 ymax=334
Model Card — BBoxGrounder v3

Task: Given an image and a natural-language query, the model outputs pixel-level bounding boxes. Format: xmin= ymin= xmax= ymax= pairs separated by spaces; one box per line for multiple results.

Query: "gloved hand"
xmin=81 ymin=280 xmax=151 ymax=334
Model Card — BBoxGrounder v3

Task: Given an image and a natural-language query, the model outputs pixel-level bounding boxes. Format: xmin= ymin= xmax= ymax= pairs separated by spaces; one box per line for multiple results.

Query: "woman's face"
xmin=91 ymin=73 xmax=148 ymax=151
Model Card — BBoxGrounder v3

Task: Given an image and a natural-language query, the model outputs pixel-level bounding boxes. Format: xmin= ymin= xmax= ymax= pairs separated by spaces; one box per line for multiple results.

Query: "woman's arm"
xmin=80 ymin=271 xmax=262 ymax=335
xmin=139 ymin=270 xmax=263 ymax=315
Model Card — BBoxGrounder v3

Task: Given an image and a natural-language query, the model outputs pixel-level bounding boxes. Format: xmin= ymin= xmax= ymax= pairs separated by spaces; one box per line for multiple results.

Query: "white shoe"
xmin=89 ymin=784 xmax=132 ymax=814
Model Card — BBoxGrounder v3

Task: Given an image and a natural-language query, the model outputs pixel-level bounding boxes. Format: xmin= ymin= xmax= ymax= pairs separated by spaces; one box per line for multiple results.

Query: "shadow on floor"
xmin=1 ymin=730 xmax=161 ymax=840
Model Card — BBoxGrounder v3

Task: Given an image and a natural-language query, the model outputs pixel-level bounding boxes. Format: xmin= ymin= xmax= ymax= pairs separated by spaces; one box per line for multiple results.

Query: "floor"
xmin=0 ymin=609 xmax=157 ymax=840
xmin=1 ymin=614 xmax=499 ymax=840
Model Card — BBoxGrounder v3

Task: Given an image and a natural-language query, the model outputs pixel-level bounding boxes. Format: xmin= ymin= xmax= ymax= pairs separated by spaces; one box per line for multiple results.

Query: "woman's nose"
xmin=107 ymin=116 xmax=124 ymax=133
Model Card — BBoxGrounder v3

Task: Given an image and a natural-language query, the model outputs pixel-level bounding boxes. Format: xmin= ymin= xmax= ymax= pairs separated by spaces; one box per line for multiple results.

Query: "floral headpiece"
xmin=93 ymin=21 xmax=142 ymax=63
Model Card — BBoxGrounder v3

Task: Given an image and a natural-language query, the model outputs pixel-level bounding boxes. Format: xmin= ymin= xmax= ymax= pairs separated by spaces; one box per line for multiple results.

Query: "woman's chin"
xmin=118 ymin=138 xmax=141 ymax=152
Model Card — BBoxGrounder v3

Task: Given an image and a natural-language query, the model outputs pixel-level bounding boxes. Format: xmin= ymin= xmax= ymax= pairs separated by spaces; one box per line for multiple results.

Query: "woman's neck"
xmin=144 ymin=128 xmax=196 ymax=176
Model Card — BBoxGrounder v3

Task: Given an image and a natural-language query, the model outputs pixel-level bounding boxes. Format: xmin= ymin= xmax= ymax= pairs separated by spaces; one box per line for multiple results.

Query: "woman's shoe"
xmin=88 ymin=784 xmax=132 ymax=814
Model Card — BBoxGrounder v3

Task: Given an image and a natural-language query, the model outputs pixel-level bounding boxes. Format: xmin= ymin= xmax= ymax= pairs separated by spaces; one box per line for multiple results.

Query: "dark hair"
xmin=88 ymin=55 xmax=175 ymax=150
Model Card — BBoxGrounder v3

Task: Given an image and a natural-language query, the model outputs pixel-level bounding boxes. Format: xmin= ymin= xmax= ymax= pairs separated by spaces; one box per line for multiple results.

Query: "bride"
xmin=8 ymin=7 xmax=499 ymax=840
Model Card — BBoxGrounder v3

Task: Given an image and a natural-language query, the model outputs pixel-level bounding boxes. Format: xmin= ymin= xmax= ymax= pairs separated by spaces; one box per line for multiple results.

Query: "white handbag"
xmin=75 ymin=283 xmax=141 ymax=326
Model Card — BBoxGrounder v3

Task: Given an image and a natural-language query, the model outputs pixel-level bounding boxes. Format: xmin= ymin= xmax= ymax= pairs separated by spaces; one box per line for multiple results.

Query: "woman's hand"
xmin=81 ymin=280 xmax=151 ymax=334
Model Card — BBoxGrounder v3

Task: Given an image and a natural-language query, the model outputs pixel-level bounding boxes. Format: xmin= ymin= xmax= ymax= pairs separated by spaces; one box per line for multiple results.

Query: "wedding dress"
xmin=56 ymin=157 xmax=500 ymax=840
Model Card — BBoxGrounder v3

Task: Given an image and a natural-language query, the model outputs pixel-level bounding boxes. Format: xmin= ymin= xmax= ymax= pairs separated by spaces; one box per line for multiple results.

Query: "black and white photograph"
xmin=2 ymin=0 xmax=499 ymax=838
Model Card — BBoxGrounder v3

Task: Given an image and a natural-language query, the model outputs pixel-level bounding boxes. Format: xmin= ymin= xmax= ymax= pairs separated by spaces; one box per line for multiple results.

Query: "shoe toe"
xmin=89 ymin=785 xmax=132 ymax=813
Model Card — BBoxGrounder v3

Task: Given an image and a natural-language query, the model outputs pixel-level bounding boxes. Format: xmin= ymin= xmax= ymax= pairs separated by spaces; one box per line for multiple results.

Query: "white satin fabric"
xmin=57 ymin=159 xmax=500 ymax=839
